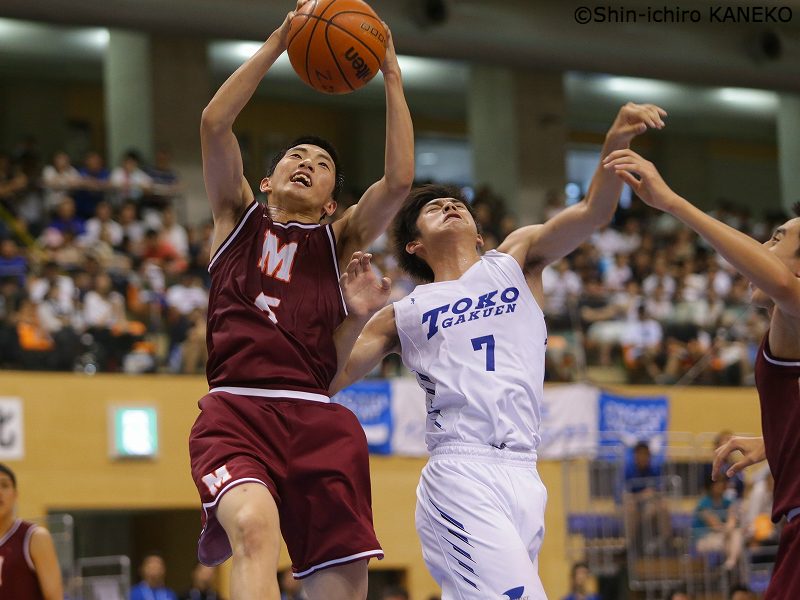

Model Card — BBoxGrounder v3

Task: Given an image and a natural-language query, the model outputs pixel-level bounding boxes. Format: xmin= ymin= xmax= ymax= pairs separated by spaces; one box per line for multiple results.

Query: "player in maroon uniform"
xmin=604 ymin=149 xmax=800 ymax=599
xmin=0 ymin=464 xmax=63 ymax=600
xmin=192 ymin=0 xmax=413 ymax=598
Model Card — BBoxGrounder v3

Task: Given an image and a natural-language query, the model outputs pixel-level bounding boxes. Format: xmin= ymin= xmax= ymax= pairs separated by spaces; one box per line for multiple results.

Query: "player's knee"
xmin=229 ymin=506 xmax=274 ymax=557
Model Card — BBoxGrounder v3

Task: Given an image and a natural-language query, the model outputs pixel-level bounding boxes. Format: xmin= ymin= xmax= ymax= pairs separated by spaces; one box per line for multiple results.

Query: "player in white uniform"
xmin=331 ymin=103 xmax=666 ymax=600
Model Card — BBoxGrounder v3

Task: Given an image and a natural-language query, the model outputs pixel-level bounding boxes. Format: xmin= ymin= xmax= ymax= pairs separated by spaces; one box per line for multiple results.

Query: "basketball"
xmin=287 ymin=0 xmax=388 ymax=94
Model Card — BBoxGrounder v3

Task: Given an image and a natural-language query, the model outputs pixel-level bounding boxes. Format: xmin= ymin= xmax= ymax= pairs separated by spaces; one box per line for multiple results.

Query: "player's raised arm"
xmin=499 ymin=103 xmax=666 ymax=271
xmin=604 ymin=149 xmax=800 ymax=318
xmin=330 ymin=303 xmax=399 ymax=394
xmin=333 ymin=30 xmax=414 ymax=261
xmin=30 ymin=527 xmax=64 ymax=600
xmin=201 ymin=2 xmax=308 ymax=239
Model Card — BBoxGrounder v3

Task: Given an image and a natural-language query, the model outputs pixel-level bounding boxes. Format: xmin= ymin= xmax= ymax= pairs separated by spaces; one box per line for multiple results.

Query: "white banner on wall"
xmin=389 ymin=378 xmax=428 ymax=456
xmin=538 ymin=384 xmax=599 ymax=459
xmin=0 ymin=397 xmax=24 ymax=460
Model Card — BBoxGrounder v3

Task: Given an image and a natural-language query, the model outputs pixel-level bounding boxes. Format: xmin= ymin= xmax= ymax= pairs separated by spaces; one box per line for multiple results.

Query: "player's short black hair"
xmin=392 ymin=184 xmax=478 ymax=284
xmin=267 ymin=135 xmax=344 ymax=201
xmin=633 ymin=440 xmax=651 ymax=453
xmin=0 ymin=463 xmax=16 ymax=488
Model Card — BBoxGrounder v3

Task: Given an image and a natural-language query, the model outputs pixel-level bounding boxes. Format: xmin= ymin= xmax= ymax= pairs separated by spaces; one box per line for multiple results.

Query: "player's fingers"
xmin=381 ymin=276 xmax=391 ymax=290
xmin=338 ymin=272 xmax=349 ymax=286
xmin=615 ymin=170 xmax=640 ymax=189
xmin=345 ymin=257 xmax=359 ymax=277
xmin=726 ymin=458 xmax=752 ymax=478
xmin=603 ymin=149 xmax=633 ymax=163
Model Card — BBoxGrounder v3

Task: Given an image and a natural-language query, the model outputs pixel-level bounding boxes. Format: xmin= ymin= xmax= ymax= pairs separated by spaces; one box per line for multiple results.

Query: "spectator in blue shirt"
xmin=561 ymin=562 xmax=600 ymax=600
xmin=130 ymin=553 xmax=177 ymax=600
xmin=692 ymin=476 xmax=743 ymax=571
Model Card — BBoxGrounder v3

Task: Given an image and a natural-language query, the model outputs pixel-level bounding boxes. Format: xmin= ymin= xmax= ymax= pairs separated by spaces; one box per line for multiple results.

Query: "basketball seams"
xmin=324 ymin=23 xmax=356 ymax=91
xmin=324 ymin=15 xmax=385 ymax=65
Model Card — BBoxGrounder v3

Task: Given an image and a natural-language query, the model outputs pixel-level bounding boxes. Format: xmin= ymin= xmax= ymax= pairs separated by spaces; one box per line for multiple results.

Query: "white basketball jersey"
xmin=393 ymin=250 xmax=547 ymax=452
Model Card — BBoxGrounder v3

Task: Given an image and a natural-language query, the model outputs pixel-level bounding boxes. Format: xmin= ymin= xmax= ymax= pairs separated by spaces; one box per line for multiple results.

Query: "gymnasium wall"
xmin=0 ymin=372 xmax=762 ymax=598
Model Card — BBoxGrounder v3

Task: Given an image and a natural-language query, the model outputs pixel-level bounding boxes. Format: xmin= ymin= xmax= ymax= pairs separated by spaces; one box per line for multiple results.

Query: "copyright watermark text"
xmin=574 ymin=5 xmax=793 ymax=24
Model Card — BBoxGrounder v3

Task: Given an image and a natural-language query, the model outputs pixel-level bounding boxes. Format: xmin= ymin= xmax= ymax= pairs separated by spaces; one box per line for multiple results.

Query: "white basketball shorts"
xmin=415 ymin=443 xmax=548 ymax=600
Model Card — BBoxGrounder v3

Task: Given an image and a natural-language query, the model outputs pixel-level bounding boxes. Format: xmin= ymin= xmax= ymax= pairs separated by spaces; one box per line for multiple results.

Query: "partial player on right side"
xmin=604 ymin=148 xmax=800 ymax=600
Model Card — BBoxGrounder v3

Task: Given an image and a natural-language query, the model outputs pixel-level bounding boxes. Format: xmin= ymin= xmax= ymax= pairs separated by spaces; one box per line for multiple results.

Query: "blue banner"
xmin=598 ymin=391 xmax=669 ymax=465
xmin=332 ymin=380 xmax=393 ymax=454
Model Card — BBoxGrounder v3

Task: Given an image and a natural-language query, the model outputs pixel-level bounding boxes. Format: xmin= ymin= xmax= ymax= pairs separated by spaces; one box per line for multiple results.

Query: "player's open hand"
xmin=380 ymin=25 xmax=401 ymax=77
xmin=340 ymin=251 xmax=391 ymax=318
xmin=276 ymin=0 xmax=310 ymax=50
xmin=712 ymin=435 xmax=767 ymax=480
xmin=603 ymin=149 xmax=678 ymax=213
xmin=607 ymin=102 xmax=667 ymax=146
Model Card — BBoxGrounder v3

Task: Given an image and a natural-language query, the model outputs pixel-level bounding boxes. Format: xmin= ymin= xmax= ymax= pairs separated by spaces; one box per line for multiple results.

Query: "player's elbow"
xmin=200 ymin=106 xmax=231 ymax=135
xmin=385 ymin=173 xmax=413 ymax=198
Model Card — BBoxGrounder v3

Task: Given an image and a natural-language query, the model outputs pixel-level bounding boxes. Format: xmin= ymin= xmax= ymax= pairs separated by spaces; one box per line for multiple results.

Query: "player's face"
xmin=260 ymin=145 xmax=337 ymax=218
xmin=416 ymin=198 xmax=481 ymax=240
xmin=0 ymin=474 xmax=17 ymax=519
xmin=750 ymin=217 xmax=800 ymax=308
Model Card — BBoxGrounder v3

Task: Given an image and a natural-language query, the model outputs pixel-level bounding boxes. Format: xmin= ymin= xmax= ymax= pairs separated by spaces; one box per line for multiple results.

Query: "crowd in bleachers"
xmin=0 ymin=140 xmax=787 ymax=382
xmin=0 ymin=144 xmax=210 ymax=374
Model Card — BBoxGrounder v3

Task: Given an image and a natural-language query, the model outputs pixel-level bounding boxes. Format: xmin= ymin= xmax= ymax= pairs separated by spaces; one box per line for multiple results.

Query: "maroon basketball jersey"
xmin=754 ymin=334 xmax=800 ymax=520
xmin=206 ymin=201 xmax=346 ymax=395
xmin=0 ymin=520 xmax=44 ymax=600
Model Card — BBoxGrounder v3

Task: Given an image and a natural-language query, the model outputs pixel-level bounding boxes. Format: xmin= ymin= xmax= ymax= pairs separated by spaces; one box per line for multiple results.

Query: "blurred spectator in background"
xmin=46 ymin=196 xmax=86 ymax=238
xmin=111 ymin=150 xmax=153 ymax=205
xmin=74 ymin=150 xmax=111 ymax=219
xmin=180 ymin=563 xmax=222 ymax=600
xmin=692 ymin=475 xmax=743 ymax=572
xmin=82 ymin=200 xmax=123 ymax=248
xmin=667 ymin=589 xmax=691 ymax=600
xmin=41 ymin=150 xmax=80 ymax=211
xmin=130 ymin=553 xmax=177 ymax=600
xmin=561 ymin=561 xmax=599 ymax=600
xmin=145 ymin=148 xmax=183 ymax=210
xmin=0 ymin=238 xmax=27 ymax=285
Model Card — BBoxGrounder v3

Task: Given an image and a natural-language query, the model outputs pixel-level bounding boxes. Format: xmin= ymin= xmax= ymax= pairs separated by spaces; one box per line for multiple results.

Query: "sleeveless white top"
xmin=393 ymin=250 xmax=547 ymax=452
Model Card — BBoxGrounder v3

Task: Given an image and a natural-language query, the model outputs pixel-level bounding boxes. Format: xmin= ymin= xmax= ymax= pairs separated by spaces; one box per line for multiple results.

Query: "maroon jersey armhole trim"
xmin=0 ymin=519 xmax=21 ymax=547
xmin=208 ymin=201 xmax=261 ymax=272
xmin=325 ymin=224 xmax=348 ymax=317
xmin=23 ymin=524 xmax=37 ymax=571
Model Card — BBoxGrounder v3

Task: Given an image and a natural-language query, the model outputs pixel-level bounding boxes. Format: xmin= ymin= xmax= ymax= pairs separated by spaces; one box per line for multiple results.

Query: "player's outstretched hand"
xmin=712 ymin=436 xmax=767 ymax=480
xmin=380 ymin=25 xmax=401 ymax=77
xmin=607 ymin=102 xmax=667 ymax=146
xmin=603 ymin=149 xmax=678 ymax=213
xmin=276 ymin=0 xmax=310 ymax=50
xmin=340 ymin=251 xmax=392 ymax=318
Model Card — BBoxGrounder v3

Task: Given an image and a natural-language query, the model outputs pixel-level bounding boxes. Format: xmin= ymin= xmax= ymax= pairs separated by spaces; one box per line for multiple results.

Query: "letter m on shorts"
xmin=202 ymin=465 xmax=232 ymax=496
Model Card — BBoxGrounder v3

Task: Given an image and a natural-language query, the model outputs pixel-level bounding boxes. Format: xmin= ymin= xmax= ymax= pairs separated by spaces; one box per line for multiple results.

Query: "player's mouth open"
xmin=290 ymin=172 xmax=312 ymax=187
xmin=444 ymin=213 xmax=461 ymax=222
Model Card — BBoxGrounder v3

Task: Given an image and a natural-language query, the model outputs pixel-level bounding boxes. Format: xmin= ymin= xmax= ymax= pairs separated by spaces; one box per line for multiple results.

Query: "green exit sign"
xmin=110 ymin=407 xmax=158 ymax=458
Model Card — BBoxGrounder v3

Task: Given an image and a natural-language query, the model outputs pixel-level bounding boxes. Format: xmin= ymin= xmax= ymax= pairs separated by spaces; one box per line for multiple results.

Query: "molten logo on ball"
xmin=344 ymin=47 xmax=371 ymax=80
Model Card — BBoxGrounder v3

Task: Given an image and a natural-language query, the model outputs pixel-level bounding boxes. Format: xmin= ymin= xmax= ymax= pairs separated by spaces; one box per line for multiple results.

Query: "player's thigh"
xmin=302 ymin=560 xmax=368 ymax=600
xmin=217 ymin=482 xmax=281 ymax=560
xmin=415 ymin=462 xmax=546 ymax=600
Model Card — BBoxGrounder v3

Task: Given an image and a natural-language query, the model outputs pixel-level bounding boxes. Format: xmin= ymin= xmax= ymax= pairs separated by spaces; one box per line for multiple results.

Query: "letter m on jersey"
xmin=258 ymin=231 xmax=298 ymax=281
xmin=202 ymin=465 xmax=232 ymax=496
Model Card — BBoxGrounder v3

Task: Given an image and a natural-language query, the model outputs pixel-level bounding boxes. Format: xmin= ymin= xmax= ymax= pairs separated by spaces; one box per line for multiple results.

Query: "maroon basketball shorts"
xmin=189 ymin=389 xmax=383 ymax=578
xmin=765 ymin=515 xmax=800 ymax=599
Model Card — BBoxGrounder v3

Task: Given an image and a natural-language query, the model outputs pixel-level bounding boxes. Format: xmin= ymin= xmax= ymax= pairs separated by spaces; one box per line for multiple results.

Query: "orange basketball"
xmin=287 ymin=0 xmax=388 ymax=94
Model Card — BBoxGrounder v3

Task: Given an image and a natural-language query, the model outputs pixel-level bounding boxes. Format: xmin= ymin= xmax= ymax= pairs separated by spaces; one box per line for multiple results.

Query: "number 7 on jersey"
xmin=471 ymin=335 xmax=496 ymax=371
